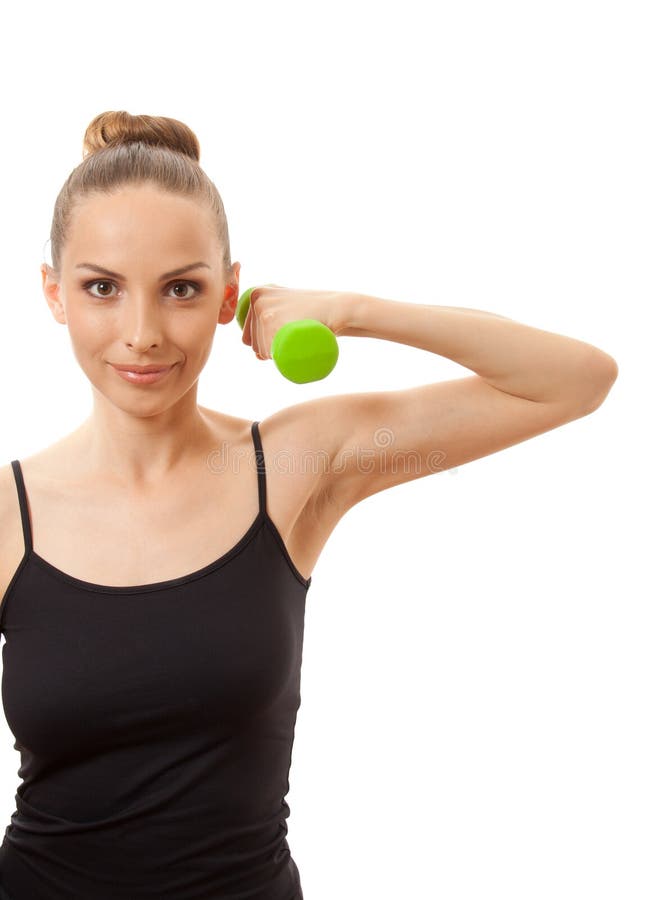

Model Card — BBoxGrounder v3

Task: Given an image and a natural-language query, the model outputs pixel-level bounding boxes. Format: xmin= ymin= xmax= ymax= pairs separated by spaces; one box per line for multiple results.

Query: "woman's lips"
xmin=110 ymin=363 xmax=177 ymax=384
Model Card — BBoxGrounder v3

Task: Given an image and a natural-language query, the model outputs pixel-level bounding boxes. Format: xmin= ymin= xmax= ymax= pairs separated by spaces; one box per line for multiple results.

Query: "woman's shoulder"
xmin=0 ymin=435 xmax=87 ymax=593
xmin=0 ymin=460 xmax=19 ymax=518
xmin=203 ymin=401 xmax=336 ymax=462
xmin=0 ymin=460 xmax=26 ymax=613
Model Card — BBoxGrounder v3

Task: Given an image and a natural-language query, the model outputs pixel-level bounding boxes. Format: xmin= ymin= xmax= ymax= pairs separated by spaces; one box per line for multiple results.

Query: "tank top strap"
xmin=10 ymin=459 xmax=33 ymax=554
xmin=250 ymin=421 xmax=267 ymax=517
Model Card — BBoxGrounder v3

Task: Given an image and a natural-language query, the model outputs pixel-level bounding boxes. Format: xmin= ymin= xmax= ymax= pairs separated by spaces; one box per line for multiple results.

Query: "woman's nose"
xmin=121 ymin=297 xmax=164 ymax=349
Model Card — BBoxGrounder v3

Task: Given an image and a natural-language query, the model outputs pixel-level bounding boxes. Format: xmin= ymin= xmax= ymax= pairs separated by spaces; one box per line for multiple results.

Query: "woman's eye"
xmin=86 ymin=280 xmax=116 ymax=298
xmin=83 ymin=280 xmax=201 ymax=300
xmin=169 ymin=281 xmax=200 ymax=300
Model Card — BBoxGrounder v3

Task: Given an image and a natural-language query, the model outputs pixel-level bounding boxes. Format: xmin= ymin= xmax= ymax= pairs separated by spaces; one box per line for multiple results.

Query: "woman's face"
xmin=41 ymin=183 xmax=240 ymax=410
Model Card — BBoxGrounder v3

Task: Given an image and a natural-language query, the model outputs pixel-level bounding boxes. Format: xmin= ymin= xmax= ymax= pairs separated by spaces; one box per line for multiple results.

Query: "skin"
xmin=40 ymin=183 xmax=242 ymax=490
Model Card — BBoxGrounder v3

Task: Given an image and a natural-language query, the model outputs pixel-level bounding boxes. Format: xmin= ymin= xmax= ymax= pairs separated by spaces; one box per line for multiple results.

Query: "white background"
xmin=0 ymin=1 xmax=659 ymax=898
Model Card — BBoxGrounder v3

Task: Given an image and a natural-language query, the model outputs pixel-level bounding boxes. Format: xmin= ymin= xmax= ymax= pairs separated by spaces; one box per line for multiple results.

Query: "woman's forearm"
xmin=337 ymin=293 xmax=618 ymax=408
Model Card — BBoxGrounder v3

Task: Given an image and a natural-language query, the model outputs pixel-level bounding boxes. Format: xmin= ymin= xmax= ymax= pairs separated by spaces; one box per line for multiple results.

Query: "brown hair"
xmin=48 ymin=110 xmax=233 ymax=276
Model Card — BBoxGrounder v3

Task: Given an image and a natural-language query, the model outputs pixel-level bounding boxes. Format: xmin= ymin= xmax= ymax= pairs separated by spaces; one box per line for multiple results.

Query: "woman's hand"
xmin=239 ymin=284 xmax=350 ymax=360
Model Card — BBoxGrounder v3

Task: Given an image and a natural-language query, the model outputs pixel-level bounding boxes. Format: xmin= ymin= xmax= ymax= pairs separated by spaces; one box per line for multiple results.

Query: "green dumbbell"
xmin=235 ymin=286 xmax=339 ymax=384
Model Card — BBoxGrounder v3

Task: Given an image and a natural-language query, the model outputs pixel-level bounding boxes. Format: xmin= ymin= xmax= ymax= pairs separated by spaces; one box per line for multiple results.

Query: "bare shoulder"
xmin=0 ymin=460 xmax=26 ymax=612
xmin=256 ymin=394 xmax=347 ymax=505
xmin=246 ymin=396 xmax=361 ymax=579
xmin=0 ymin=461 xmax=19 ymax=528
xmin=0 ymin=432 xmax=102 ymax=609
xmin=205 ymin=402 xmax=340 ymax=533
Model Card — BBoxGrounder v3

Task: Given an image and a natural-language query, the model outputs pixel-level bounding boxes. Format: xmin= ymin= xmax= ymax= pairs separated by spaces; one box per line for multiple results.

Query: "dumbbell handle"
xmin=236 ymin=286 xmax=339 ymax=384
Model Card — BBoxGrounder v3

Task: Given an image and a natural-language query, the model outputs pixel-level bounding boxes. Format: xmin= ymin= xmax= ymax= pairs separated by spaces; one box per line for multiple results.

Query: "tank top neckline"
xmin=8 ymin=421 xmax=312 ymax=594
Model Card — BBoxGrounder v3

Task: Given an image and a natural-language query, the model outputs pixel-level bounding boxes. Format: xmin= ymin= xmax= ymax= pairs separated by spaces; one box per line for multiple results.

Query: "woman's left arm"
xmin=336 ymin=293 xmax=618 ymax=408
xmin=248 ymin=288 xmax=618 ymax=509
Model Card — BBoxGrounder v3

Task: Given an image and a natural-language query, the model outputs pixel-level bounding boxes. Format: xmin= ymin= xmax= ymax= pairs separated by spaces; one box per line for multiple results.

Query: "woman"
xmin=0 ymin=110 xmax=618 ymax=899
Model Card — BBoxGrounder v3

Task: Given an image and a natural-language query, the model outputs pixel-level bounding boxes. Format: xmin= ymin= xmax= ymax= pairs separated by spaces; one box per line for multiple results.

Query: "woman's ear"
xmin=218 ymin=280 xmax=239 ymax=325
xmin=218 ymin=260 xmax=242 ymax=324
xmin=41 ymin=263 xmax=67 ymax=325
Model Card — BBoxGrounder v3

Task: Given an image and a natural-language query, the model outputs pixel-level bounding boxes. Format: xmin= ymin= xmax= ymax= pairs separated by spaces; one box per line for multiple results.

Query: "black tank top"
xmin=0 ymin=421 xmax=311 ymax=900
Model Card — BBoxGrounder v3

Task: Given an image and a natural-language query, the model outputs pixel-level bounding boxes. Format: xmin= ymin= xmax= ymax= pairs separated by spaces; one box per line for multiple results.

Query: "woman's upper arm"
xmin=273 ymin=376 xmax=595 ymax=512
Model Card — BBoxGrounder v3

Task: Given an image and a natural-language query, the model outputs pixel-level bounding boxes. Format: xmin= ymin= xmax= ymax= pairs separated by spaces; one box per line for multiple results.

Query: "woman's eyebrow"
xmin=75 ymin=261 xmax=211 ymax=280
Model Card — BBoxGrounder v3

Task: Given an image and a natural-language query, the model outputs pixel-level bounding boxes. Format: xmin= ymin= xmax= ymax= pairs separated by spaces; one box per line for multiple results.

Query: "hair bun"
xmin=82 ymin=110 xmax=200 ymax=162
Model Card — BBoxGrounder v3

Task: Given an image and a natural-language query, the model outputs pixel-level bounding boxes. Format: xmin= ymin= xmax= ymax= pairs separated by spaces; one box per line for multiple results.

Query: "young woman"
xmin=0 ymin=110 xmax=618 ymax=900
